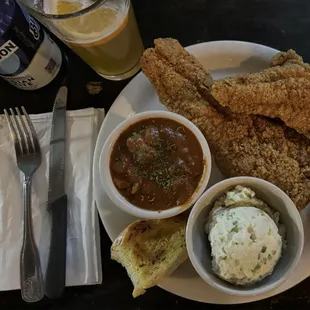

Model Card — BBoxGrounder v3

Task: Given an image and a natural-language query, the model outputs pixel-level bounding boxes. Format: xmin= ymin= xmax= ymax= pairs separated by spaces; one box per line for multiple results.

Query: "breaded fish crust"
xmin=212 ymin=49 xmax=310 ymax=138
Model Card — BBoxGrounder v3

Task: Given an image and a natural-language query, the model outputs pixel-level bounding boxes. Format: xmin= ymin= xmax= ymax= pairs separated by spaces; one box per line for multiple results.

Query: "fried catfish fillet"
xmin=212 ymin=49 xmax=310 ymax=138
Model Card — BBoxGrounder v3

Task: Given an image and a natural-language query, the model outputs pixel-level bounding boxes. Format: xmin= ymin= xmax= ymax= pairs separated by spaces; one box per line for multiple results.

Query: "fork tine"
xmin=6 ymin=108 xmax=25 ymax=154
xmin=16 ymin=107 xmax=34 ymax=154
xmin=10 ymin=108 xmax=29 ymax=155
xmin=4 ymin=109 xmax=21 ymax=154
xmin=21 ymin=106 xmax=40 ymax=153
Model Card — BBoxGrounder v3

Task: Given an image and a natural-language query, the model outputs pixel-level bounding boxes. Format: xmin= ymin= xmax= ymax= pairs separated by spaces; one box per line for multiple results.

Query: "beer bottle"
xmin=0 ymin=0 xmax=66 ymax=91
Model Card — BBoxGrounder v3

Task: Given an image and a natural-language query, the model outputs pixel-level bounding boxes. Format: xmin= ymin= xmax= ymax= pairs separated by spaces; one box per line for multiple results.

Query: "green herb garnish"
xmin=131 ymin=131 xmax=140 ymax=139
xmin=261 ymin=246 xmax=267 ymax=253
xmin=231 ymin=226 xmax=239 ymax=233
xmin=253 ymin=263 xmax=261 ymax=271
xmin=139 ymin=170 xmax=149 ymax=178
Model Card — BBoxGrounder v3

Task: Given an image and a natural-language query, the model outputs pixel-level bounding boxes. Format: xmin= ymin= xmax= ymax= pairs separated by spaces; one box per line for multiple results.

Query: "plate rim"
xmin=93 ymin=40 xmax=309 ymax=304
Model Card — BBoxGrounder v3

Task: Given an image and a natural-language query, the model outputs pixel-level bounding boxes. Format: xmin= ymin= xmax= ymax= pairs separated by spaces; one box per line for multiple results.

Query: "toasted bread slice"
xmin=111 ymin=214 xmax=188 ymax=297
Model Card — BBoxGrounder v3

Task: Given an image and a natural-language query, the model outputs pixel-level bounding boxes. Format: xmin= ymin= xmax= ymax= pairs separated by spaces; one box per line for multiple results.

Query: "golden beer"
xmin=45 ymin=0 xmax=144 ymax=80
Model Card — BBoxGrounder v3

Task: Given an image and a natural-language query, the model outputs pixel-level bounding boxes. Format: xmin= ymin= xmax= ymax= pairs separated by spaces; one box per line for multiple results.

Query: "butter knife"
xmin=45 ymin=86 xmax=68 ymax=299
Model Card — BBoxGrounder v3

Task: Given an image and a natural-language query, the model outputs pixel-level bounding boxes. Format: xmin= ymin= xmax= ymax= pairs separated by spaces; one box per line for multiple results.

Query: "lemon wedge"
xmin=54 ymin=1 xmax=127 ymax=45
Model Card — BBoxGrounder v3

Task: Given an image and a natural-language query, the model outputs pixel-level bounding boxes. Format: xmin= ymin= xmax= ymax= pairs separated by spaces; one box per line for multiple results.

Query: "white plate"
xmin=93 ymin=40 xmax=310 ymax=304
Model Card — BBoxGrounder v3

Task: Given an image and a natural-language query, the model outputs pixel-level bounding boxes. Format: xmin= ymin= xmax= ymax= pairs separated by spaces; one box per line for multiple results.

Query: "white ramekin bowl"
xmin=99 ymin=110 xmax=212 ymax=219
xmin=186 ymin=177 xmax=304 ymax=296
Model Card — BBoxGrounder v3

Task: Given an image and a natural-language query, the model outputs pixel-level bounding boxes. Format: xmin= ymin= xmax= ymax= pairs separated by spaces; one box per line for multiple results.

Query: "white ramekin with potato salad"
xmin=186 ymin=177 xmax=304 ymax=297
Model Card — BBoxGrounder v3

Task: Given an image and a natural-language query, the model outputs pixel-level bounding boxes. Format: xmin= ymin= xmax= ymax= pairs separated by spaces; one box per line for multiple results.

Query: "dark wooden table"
xmin=1 ymin=0 xmax=310 ymax=309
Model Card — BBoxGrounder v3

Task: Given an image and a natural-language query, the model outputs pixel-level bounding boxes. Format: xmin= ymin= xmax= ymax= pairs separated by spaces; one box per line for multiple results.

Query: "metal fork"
xmin=4 ymin=107 xmax=44 ymax=303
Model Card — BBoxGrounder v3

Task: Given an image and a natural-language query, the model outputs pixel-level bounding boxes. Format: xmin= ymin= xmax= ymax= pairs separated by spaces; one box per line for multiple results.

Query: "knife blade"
xmin=45 ymin=86 xmax=68 ymax=299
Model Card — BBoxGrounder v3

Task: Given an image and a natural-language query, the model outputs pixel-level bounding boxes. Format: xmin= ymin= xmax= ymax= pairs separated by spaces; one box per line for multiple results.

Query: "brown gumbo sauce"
xmin=110 ymin=118 xmax=205 ymax=211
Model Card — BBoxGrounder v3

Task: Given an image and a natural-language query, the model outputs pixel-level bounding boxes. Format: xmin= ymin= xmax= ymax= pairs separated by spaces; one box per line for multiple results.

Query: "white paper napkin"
xmin=0 ymin=108 xmax=104 ymax=291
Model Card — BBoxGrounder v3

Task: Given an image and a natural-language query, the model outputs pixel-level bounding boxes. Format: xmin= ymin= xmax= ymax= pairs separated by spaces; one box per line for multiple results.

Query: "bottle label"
xmin=0 ymin=40 xmax=19 ymax=61
xmin=0 ymin=2 xmax=62 ymax=90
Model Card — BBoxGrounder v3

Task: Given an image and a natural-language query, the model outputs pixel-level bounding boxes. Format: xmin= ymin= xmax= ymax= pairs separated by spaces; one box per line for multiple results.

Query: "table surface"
xmin=1 ymin=0 xmax=310 ymax=309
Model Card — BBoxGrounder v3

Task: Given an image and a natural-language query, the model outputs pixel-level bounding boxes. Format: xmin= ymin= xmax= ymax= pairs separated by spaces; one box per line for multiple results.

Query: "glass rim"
xmin=23 ymin=0 xmax=108 ymax=20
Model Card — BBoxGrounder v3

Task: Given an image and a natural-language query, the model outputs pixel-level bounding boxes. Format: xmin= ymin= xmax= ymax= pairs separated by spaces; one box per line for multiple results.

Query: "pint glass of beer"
xmin=18 ymin=0 xmax=144 ymax=80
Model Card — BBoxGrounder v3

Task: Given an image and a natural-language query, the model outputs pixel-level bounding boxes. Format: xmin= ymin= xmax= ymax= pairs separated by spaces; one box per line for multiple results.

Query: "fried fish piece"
xmin=141 ymin=38 xmax=310 ymax=210
xmin=211 ymin=49 xmax=310 ymax=137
